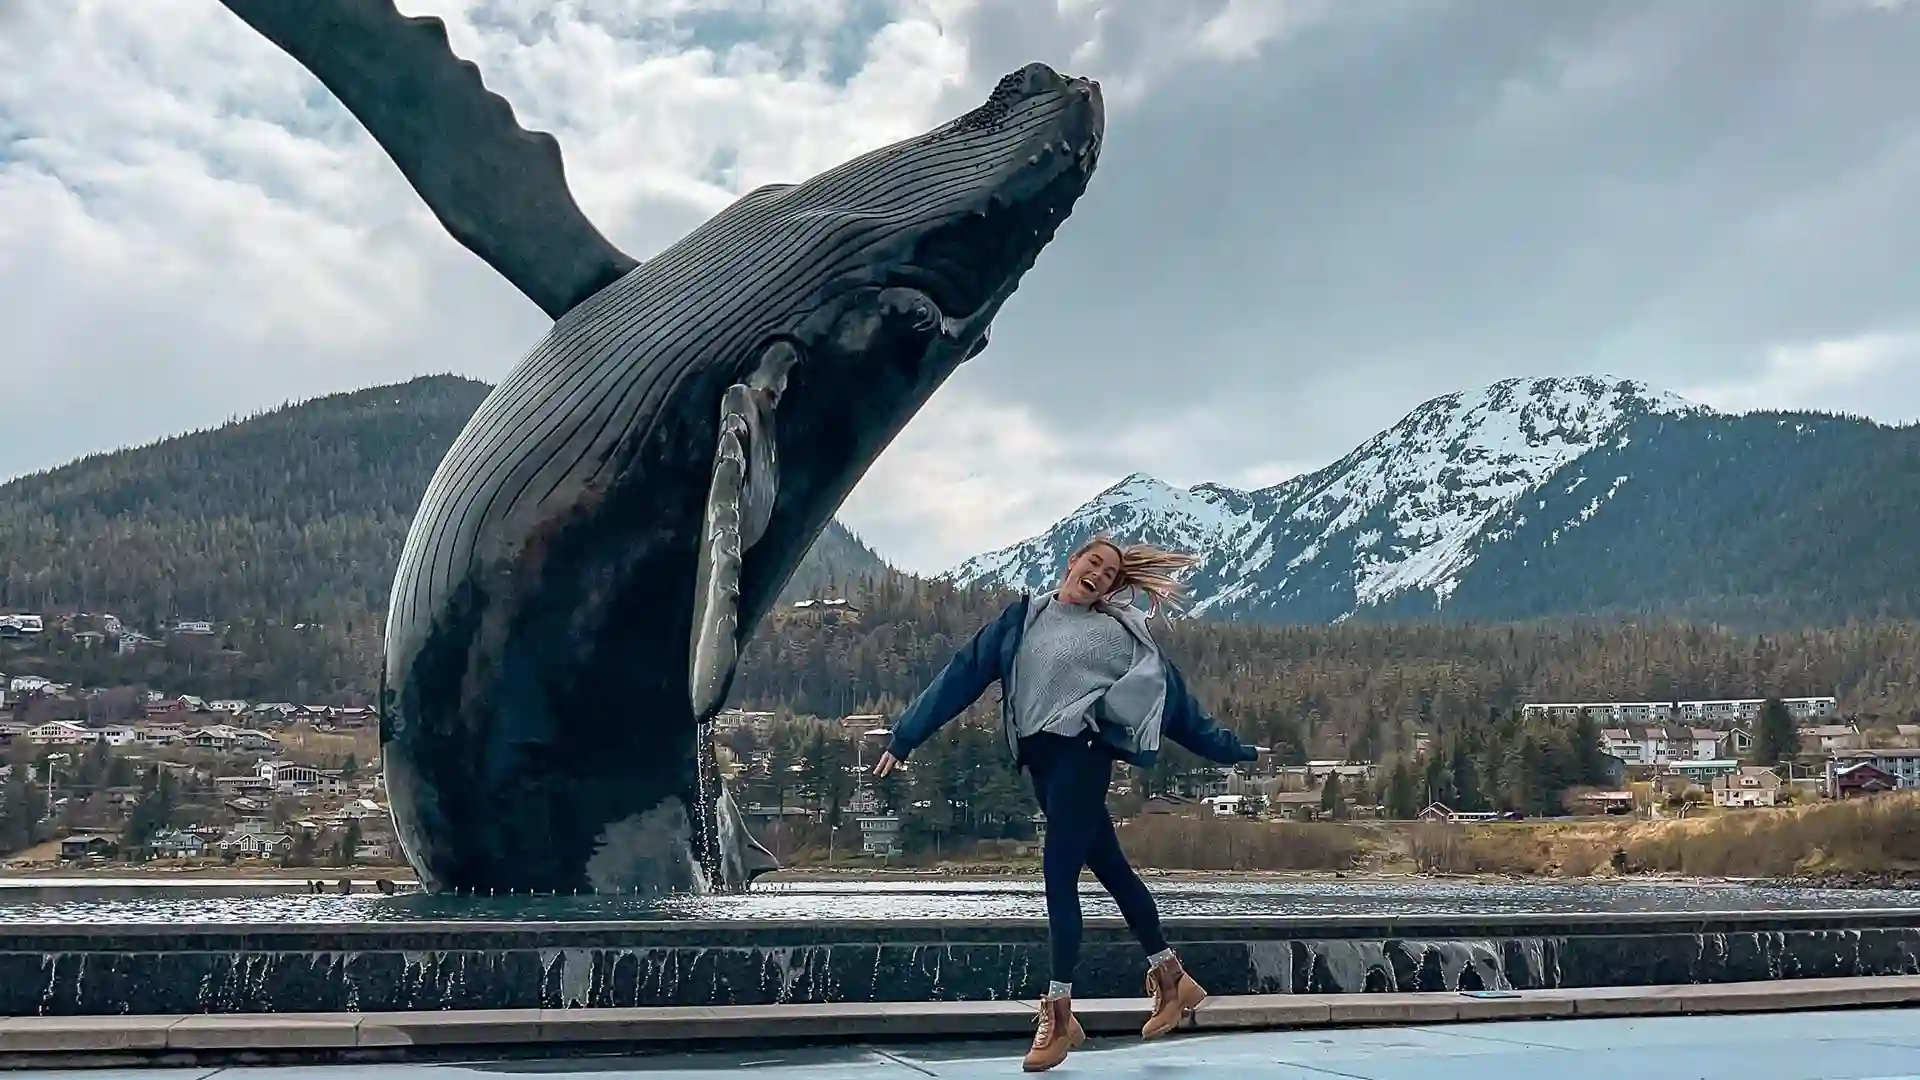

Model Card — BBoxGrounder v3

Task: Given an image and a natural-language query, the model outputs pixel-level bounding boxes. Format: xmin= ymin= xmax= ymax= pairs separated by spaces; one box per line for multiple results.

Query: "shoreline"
xmin=2 ymin=865 xmax=1912 ymax=890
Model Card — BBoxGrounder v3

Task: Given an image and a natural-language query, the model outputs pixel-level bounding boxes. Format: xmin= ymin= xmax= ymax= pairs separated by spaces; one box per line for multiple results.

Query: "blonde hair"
xmin=1072 ymin=535 xmax=1198 ymax=614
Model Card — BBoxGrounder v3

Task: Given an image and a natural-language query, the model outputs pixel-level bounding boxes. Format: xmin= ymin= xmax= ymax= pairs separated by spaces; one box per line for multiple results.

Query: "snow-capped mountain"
xmin=947 ymin=376 xmax=1711 ymax=622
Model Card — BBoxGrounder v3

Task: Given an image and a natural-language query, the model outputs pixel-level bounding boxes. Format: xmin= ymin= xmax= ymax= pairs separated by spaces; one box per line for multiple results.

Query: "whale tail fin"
xmin=739 ymin=821 xmax=781 ymax=884
xmin=213 ymin=0 xmax=636 ymax=320
xmin=714 ymin=781 xmax=781 ymax=889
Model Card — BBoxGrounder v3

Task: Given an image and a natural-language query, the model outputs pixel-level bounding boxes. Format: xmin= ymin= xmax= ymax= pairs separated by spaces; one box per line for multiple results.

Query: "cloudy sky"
xmin=3 ymin=0 xmax=1919 ymax=573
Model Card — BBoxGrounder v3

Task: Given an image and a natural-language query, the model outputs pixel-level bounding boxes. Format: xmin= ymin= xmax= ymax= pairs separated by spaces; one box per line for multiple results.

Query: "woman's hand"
xmin=873 ymin=750 xmax=901 ymax=778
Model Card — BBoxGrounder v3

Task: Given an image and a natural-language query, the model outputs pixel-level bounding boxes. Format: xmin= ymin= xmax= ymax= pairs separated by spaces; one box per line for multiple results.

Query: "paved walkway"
xmin=7 ymin=1008 xmax=1916 ymax=1078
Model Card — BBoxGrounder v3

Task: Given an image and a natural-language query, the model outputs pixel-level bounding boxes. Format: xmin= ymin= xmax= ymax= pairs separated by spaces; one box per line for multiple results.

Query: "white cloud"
xmin=7 ymin=1 xmax=1920 ymax=577
xmin=0 ymin=0 xmax=1299 ymax=568
xmin=842 ymin=388 xmax=1121 ymax=572
xmin=1679 ymin=331 xmax=1920 ymax=415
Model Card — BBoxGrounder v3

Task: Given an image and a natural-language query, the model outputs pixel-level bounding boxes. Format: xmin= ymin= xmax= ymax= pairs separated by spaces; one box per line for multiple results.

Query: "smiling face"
xmin=1056 ymin=540 xmax=1124 ymax=605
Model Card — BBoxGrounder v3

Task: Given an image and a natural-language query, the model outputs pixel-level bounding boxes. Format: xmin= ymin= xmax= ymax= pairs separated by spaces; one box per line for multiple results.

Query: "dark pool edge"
xmin=6 ymin=907 xmax=1920 ymax=949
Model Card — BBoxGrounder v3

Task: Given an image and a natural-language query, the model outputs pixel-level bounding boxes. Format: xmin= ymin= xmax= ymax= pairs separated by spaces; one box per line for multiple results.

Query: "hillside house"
xmin=1665 ymin=759 xmax=1742 ymax=785
xmin=1727 ymin=725 xmax=1755 ymax=755
xmin=257 ymin=760 xmax=321 ymax=791
xmin=1266 ymin=790 xmax=1325 ymax=820
xmin=189 ymin=725 xmax=277 ymax=752
xmin=1798 ymin=723 xmax=1862 ymax=751
xmin=785 ymin=597 xmax=863 ymax=625
xmin=1834 ymin=762 xmax=1899 ymax=799
xmin=148 ymin=830 xmax=206 ymax=858
xmin=1826 ymin=749 xmax=1920 ymax=791
xmin=1600 ymin=726 xmax=1724 ymax=765
xmin=0 ymin=615 xmax=45 ymax=640
xmin=1712 ymin=767 xmax=1782 ymax=808
xmin=224 ymin=831 xmax=293 ymax=858
xmin=24 ymin=721 xmax=93 ymax=745
xmin=136 ymin=723 xmax=185 ymax=745
xmin=213 ymin=774 xmax=271 ymax=798
xmin=219 ymin=820 xmax=292 ymax=857
xmin=59 ymin=833 xmax=117 ymax=860
xmin=1283 ymin=761 xmax=1374 ymax=786
xmin=117 ymin=630 xmax=156 ymax=654
xmin=1574 ymin=790 xmax=1636 ymax=814
xmin=1141 ymin=794 xmax=1197 ymax=816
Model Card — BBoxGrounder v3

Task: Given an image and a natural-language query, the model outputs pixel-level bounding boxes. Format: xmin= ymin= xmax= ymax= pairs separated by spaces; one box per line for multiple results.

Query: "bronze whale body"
xmin=213 ymin=0 xmax=1104 ymax=894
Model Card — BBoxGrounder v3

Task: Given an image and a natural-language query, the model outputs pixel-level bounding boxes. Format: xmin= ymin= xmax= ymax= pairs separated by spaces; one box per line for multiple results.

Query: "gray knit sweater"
xmin=1010 ymin=597 xmax=1139 ymax=739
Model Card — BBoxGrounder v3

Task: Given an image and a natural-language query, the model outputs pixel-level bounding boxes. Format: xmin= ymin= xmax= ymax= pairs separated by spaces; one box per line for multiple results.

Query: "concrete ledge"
xmin=0 ymin=1015 xmax=176 ymax=1052
xmin=3 ymin=975 xmax=1917 ymax=1068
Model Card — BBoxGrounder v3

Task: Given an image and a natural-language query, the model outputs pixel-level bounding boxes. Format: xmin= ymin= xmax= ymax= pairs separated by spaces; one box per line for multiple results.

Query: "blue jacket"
xmin=884 ymin=594 xmax=1258 ymax=769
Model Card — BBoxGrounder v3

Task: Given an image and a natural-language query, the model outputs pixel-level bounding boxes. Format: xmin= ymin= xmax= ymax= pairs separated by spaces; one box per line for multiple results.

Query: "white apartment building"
xmin=1598 ymin=726 xmax=1726 ymax=765
xmin=1524 ymin=696 xmax=1837 ymax=725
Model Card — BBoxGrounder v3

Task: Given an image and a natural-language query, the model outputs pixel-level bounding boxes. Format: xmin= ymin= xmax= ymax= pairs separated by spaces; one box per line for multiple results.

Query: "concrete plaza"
xmin=6 ymin=1007 xmax=1918 ymax=1079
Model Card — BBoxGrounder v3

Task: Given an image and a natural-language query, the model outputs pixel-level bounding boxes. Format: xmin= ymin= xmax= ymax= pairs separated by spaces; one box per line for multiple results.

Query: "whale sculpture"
xmin=213 ymin=0 xmax=1104 ymax=895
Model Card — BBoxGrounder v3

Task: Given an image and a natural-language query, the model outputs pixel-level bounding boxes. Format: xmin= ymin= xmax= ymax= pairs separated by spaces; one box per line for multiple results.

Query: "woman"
xmin=873 ymin=536 xmax=1262 ymax=1072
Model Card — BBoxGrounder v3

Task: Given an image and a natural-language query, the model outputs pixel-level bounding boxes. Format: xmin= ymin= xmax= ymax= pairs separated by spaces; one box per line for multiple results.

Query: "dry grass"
xmin=1404 ymin=821 xmax=1604 ymax=875
xmin=275 ymin=723 xmax=378 ymax=764
xmin=1115 ymin=814 xmax=1366 ymax=871
xmin=1624 ymin=792 xmax=1920 ymax=877
xmin=1402 ymin=793 xmax=1920 ymax=878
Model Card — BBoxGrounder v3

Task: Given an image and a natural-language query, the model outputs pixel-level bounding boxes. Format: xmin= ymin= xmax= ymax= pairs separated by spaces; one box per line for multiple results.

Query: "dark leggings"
xmin=1021 ymin=731 xmax=1169 ymax=984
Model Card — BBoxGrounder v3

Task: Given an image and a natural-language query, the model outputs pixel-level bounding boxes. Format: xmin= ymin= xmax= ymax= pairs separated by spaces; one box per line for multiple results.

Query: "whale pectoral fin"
xmin=690 ymin=412 xmax=748 ymax=725
xmin=690 ymin=342 xmax=800 ymax=724
xmin=213 ymin=0 xmax=636 ymax=320
xmin=740 ymin=341 xmax=799 ymax=548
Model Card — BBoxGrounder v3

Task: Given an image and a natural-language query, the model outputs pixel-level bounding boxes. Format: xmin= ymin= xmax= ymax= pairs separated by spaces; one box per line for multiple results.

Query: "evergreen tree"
xmin=1420 ymin=751 xmax=1450 ymax=809
xmin=1384 ymin=760 xmax=1421 ymax=819
xmin=1573 ymin=711 xmax=1607 ymax=784
xmin=121 ymin=767 xmax=177 ymax=855
xmin=1319 ymin=771 xmax=1344 ymax=818
xmin=0 ymin=766 xmax=32 ymax=855
xmin=283 ymin=831 xmax=317 ymax=868
xmin=334 ymin=819 xmax=362 ymax=867
xmin=1448 ymin=737 xmax=1482 ymax=811
xmin=1756 ymin=697 xmax=1801 ymax=765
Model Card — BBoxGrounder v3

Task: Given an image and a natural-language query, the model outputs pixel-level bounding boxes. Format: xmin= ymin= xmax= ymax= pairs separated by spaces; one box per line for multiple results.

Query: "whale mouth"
xmin=899 ymin=166 xmax=1093 ymax=322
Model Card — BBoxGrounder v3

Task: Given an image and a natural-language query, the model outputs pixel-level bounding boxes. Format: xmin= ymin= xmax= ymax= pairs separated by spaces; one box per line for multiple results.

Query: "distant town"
xmin=4 ymin=599 xmax=1917 ymax=872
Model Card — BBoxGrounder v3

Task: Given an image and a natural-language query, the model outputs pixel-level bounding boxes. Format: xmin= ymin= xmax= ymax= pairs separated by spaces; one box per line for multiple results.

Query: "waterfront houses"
xmin=1597 ymin=726 xmax=1727 ymax=764
xmin=1825 ymin=749 xmax=1920 ymax=793
xmin=1712 ymin=767 xmax=1783 ymax=808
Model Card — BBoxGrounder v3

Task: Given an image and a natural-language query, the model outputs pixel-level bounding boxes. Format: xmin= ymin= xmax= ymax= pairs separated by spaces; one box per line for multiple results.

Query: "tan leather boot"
xmin=1142 ymin=953 xmax=1207 ymax=1038
xmin=1023 ymin=993 xmax=1085 ymax=1072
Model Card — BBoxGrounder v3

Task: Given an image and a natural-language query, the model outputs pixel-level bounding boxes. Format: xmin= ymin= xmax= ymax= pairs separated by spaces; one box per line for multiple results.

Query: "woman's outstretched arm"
xmin=1161 ymin=658 xmax=1261 ymax=764
xmin=882 ymin=600 xmax=1024 ymax=763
